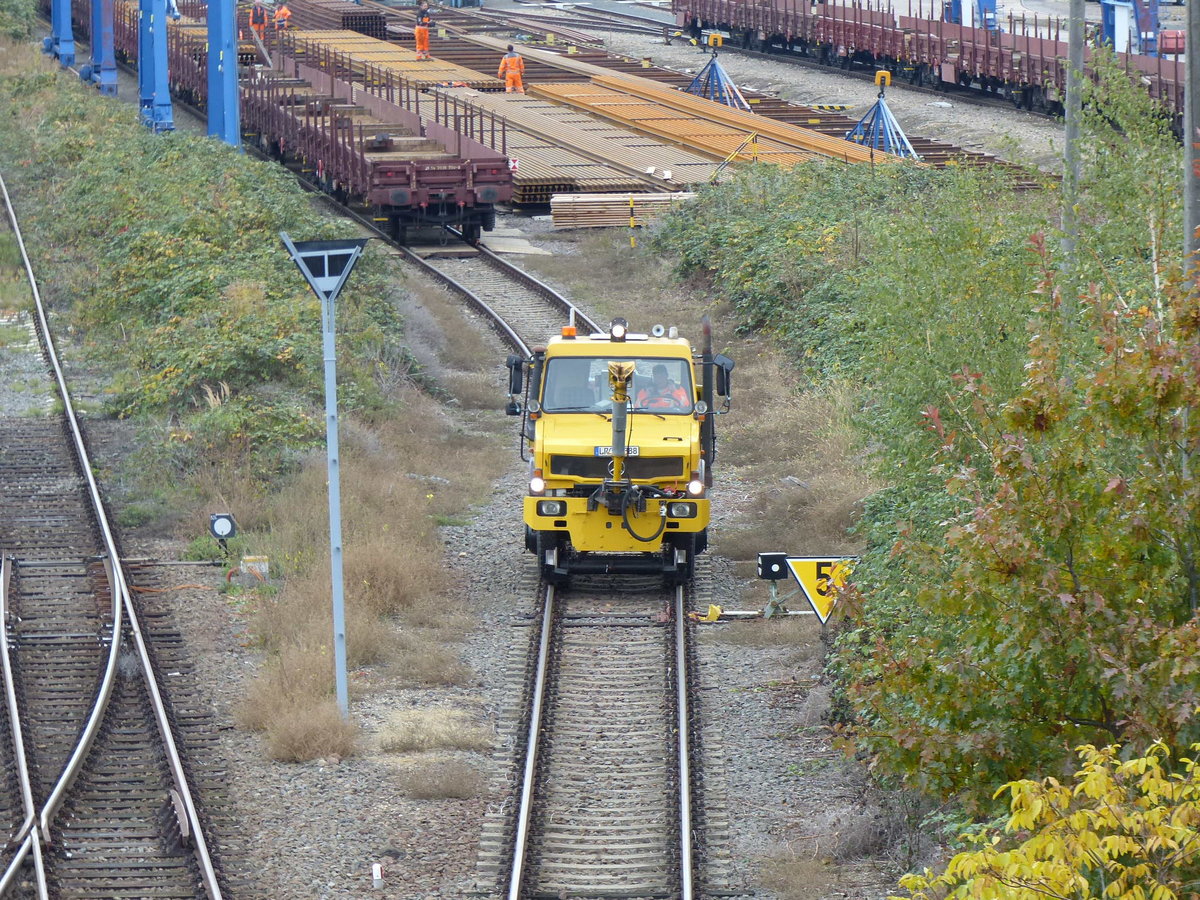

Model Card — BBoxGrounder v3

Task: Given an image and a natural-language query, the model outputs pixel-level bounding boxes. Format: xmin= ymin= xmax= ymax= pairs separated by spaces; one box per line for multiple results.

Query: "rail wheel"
xmin=537 ymin=532 xmax=570 ymax=585
xmin=666 ymin=533 xmax=700 ymax=585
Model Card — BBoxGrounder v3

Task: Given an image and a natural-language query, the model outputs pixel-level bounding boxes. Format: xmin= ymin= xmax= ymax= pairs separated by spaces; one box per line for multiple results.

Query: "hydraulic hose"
xmin=621 ymin=488 xmax=668 ymax=543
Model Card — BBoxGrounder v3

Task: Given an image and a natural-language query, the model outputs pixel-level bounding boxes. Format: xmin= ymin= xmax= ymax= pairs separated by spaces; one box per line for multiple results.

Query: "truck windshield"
xmin=542 ymin=357 xmax=694 ymax=414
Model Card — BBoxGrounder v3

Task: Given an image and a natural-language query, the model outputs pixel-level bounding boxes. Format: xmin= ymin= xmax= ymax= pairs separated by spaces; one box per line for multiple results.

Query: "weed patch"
xmin=390 ymin=756 xmax=485 ymax=799
xmin=378 ymin=708 xmax=492 ymax=753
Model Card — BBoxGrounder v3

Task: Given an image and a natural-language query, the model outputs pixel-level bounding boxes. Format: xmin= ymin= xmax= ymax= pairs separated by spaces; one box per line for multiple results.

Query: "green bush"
xmin=653 ymin=57 xmax=1191 ymax=813
xmin=0 ymin=0 xmax=35 ymax=39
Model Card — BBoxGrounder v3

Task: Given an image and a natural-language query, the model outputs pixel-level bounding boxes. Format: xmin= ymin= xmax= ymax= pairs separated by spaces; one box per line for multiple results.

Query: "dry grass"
xmin=229 ymin=291 xmax=508 ymax=759
xmin=716 ymin=359 xmax=873 ymax=566
xmin=0 ymin=39 xmax=46 ymax=77
xmin=396 ymin=279 xmax=498 ymax=376
xmin=378 ymin=708 xmax=492 ymax=754
xmin=758 ymin=855 xmax=845 ymax=900
xmin=264 ymin=700 xmax=359 ymax=763
xmin=235 ymin=644 xmax=336 ymax=732
xmin=390 ymin=756 xmax=485 ymax=799
xmin=439 ymin=370 xmax=506 ymax=410
xmin=389 ymin=630 xmax=472 ymax=686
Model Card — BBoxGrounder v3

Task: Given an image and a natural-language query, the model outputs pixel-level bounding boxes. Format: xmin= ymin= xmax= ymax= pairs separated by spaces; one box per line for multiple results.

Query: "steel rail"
xmin=673 ymin=583 xmax=696 ymax=898
xmin=505 ymin=583 xmax=555 ymax=900
xmin=0 ymin=173 xmax=223 ymax=899
xmin=473 ymin=241 xmax=602 ymax=336
xmin=0 ymin=556 xmax=48 ymax=900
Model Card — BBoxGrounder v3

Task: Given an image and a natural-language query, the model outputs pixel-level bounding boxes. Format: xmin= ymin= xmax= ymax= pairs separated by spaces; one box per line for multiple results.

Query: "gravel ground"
xmin=0 ymin=31 xmax=1071 ymax=898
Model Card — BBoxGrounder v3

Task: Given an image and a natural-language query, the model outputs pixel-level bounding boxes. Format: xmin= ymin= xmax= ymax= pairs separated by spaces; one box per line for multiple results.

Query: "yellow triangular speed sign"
xmin=786 ymin=557 xmax=857 ymax=623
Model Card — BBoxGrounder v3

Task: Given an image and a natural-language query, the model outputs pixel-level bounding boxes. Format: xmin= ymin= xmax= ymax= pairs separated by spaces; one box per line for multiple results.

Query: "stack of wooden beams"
xmin=550 ymin=192 xmax=696 ymax=228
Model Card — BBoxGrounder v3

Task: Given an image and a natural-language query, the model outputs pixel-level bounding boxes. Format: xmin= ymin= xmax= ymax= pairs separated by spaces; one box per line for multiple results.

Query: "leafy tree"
xmin=839 ymin=234 xmax=1200 ymax=803
xmin=895 ymin=742 xmax=1200 ymax=899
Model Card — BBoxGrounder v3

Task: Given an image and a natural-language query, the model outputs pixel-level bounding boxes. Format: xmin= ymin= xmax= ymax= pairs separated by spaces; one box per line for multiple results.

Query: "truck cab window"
xmin=542 ymin=357 xmax=693 ymax=414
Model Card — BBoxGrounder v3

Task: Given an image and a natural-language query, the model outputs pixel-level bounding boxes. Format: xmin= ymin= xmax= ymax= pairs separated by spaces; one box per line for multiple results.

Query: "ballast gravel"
xmin=0 ymin=27 xmax=1073 ymax=898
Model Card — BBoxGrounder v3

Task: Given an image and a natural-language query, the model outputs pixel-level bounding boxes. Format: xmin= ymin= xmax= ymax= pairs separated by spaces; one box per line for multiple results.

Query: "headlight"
xmin=668 ymin=502 xmax=697 ymax=518
xmin=537 ymin=500 xmax=566 ymax=517
xmin=530 ymin=475 xmax=546 ymax=495
xmin=686 ymin=479 xmax=704 ymax=497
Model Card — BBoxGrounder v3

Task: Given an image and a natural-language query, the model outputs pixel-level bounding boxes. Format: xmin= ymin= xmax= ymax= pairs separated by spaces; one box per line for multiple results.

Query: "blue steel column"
xmin=46 ymin=0 xmax=76 ymax=66
xmin=207 ymin=0 xmax=241 ymax=146
xmin=90 ymin=0 xmax=117 ymax=96
xmin=138 ymin=0 xmax=175 ymax=132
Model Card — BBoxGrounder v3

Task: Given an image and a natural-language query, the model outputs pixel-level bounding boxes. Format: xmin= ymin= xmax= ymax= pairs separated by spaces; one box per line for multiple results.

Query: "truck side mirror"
xmin=506 ymin=354 xmax=524 ymax=395
xmin=714 ymin=354 xmax=734 ymax=397
xmin=505 ymin=400 xmax=522 ymax=417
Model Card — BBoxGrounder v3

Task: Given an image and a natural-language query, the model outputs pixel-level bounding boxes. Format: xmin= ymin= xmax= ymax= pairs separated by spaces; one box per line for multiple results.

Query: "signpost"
xmin=756 ymin=552 xmax=857 ymax=623
xmin=280 ymin=233 xmax=368 ymax=717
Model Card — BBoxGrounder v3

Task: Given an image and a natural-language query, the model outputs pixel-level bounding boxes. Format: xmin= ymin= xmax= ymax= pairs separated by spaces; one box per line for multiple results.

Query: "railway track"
xmin=0 ymin=175 xmax=227 ymax=899
xmin=309 ymin=172 xmax=738 ymax=900
xmin=473 ymin=564 xmax=736 ymax=899
xmin=510 ymin=577 xmax=696 ymax=896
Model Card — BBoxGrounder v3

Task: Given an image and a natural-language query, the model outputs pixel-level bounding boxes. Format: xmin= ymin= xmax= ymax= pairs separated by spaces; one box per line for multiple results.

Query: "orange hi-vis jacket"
xmin=498 ymin=52 xmax=524 ymax=91
xmin=273 ymin=4 xmax=291 ymax=29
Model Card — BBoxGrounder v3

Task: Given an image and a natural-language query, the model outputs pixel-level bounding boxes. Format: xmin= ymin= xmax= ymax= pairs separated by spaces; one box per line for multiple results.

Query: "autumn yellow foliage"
xmin=895 ymin=742 xmax=1200 ymax=900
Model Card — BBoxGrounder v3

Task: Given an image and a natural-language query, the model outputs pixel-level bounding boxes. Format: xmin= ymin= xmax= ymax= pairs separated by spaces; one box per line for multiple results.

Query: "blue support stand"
xmin=207 ymin=0 xmax=241 ymax=146
xmin=88 ymin=0 xmax=118 ymax=96
xmin=44 ymin=0 xmax=76 ymax=67
xmin=138 ymin=0 xmax=175 ymax=131
xmin=685 ymin=51 xmax=751 ymax=111
xmin=845 ymin=75 xmax=920 ymax=159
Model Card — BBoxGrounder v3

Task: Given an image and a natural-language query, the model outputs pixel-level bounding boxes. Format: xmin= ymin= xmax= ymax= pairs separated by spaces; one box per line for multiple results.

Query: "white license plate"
xmin=594 ymin=446 xmax=640 ymax=456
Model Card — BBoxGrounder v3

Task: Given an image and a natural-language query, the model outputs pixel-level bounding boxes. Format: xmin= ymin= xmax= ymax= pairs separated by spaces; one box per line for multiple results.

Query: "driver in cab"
xmin=636 ymin=364 xmax=689 ymax=410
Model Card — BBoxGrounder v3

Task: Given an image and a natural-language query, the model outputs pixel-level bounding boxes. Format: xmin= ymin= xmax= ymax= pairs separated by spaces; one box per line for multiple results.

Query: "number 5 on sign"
xmin=786 ymin=557 xmax=857 ymax=624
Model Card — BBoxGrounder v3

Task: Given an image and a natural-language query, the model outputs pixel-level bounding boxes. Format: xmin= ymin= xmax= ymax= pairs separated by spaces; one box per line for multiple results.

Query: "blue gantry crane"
xmin=943 ymin=0 xmax=998 ymax=30
xmin=206 ymin=0 xmax=241 ymax=146
xmin=138 ymin=0 xmax=180 ymax=131
xmin=44 ymin=0 xmax=76 ymax=66
xmin=1100 ymin=0 xmax=1161 ymax=55
xmin=685 ymin=50 xmax=751 ymax=111
xmin=78 ymin=0 xmax=117 ymax=95
xmin=46 ymin=0 xmax=239 ymax=144
xmin=845 ymin=71 xmax=921 ymax=160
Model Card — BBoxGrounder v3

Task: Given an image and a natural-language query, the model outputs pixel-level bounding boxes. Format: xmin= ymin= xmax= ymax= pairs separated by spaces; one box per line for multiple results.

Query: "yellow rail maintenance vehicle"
xmin=505 ymin=315 xmax=734 ymax=584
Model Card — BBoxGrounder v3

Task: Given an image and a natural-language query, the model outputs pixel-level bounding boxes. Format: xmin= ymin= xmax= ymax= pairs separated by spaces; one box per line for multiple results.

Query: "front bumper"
xmin=523 ymin=493 xmax=708 ymax=553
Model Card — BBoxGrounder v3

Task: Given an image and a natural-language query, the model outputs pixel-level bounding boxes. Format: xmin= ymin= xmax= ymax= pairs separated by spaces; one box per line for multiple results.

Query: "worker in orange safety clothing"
xmin=414 ymin=1 xmax=433 ymax=59
xmin=273 ymin=2 xmax=291 ymax=30
xmin=249 ymin=0 xmax=269 ymax=40
xmin=636 ymin=364 xmax=690 ymax=410
xmin=497 ymin=44 xmax=525 ymax=93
